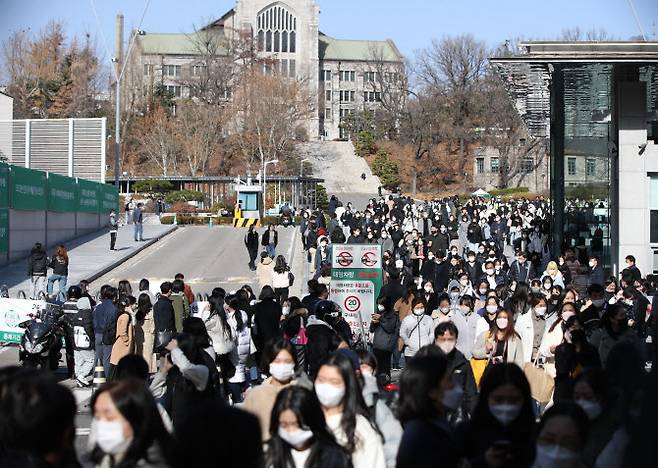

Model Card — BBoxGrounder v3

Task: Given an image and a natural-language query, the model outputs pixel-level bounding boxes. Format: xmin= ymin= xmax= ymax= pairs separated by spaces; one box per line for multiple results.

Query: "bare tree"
xmin=130 ymin=104 xmax=179 ymax=176
xmin=174 ymin=101 xmax=226 ymax=176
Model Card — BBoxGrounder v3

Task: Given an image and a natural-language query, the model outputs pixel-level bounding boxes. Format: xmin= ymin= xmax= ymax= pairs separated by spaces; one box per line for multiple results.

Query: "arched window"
xmin=282 ymin=31 xmax=288 ymax=53
xmin=258 ymin=30 xmax=265 ymax=51
xmin=257 ymin=3 xmax=297 ymax=57
xmin=290 ymin=31 xmax=296 ymax=53
xmin=274 ymin=31 xmax=280 ymax=52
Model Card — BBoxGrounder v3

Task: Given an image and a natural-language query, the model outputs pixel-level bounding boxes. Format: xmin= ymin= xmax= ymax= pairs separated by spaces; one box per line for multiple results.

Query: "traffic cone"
xmin=173 ymin=214 xmax=178 ymax=225
xmin=92 ymin=358 xmax=106 ymax=392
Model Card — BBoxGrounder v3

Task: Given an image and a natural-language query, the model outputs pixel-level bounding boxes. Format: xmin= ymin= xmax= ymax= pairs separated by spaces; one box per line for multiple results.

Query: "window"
xmin=163 ymin=65 xmax=180 ymax=77
xmin=325 ymin=108 xmax=332 ymax=121
xmin=364 ymin=91 xmax=382 ymax=103
xmin=339 ymin=71 xmax=355 ymax=82
xmin=280 ymin=59 xmax=288 ymax=77
xmin=320 ymin=70 xmax=331 ymax=81
xmin=490 ymin=158 xmax=500 ymax=173
xmin=289 ymin=59 xmax=296 ymax=77
xmin=257 ymin=5 xmax=296 ymax=54
xmin=340 ymin=109 xmax=352 ymax=118
xmin=567 ymin=157 xmax=577 ymax=176
xmin=192 ymin=65 xmax=205 ymax=76
xmin=325 ymin=90 xmax=332 ymax=102
xmin=476 ymin=158 xmax=485 ymax=174
xmin=586 ymin=158 xmax=596 ymax=176
xmin=521 ymin=158 xmax=534 ymax=173
xmin=339 ymin=91 xmax=355 ymax=102
xmin=143 ymin=64 xmax=153 ymax=76
xmin=164 ymin=85 xmax=182 ymax=98
xmin=364 ymin=71 xmax=380 ymax=83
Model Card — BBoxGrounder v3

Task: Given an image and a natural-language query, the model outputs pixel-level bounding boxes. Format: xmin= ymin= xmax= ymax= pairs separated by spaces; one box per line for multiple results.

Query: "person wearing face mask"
xmin=579 ymin=284 xmax=608 ymax=336
xmin=472 ymin=309 xmax=525 ymax=369
xmin=370 ymin=296 xmax=401 ymax=379
xmin=90 ymin=378 xmax=177 ymax=467
xmin=431 ymin=294 xmax=453 ymax=327
xmin=589 ymin=304 xmax=638 ymax=366
xmin=480 ymin=296 xmax=500 ymax=325
xmin=463 ymin=252 xmax=481 ymax=287
xmin=417 ymin=280 xmax=439 ymax=314
xmin=474 ymin=280 xmax=490 ymax=312
xmin=251 ymin=286 xmax=283 ymax=372
xmin=266 ymin=386 xmax=351 ymax=468
xmin=510 ymin=251 xmax=536 ymax=284
xmin=570 ymin=370 xmax=620 ymax=467
xmin=399 ymin=298 xmax=435 ymax=359
xmin=587 ymin=256 xmax=604 ymax=288
xmin=434 ymin=322 xmax=477 ymax=426
xmin=356 ymin=351 xmax=403 ymax=468
xmin=540 ymin=261 xmax=565 ymax=289
xmin=450 ymin=295 xmax=488 ymax=360
xmin=244 ymin=339 xmax=313 ymax=441
xmin=455 ymin=363 xmax=536 ymax=468
xmin=315 ymin=353 xmax=386 ymax=468
xmin=515 ymin=294 xmax=554 ymax=364
xmin=396 ymin=350 xmax=462 ymax=468
xmin=538 ymin=302 xmax=578 ymax=377
xmin=532 ymin=403 xmax=589 ymax=468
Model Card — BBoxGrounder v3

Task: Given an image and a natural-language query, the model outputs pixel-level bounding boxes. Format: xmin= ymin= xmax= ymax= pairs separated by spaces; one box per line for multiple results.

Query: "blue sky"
xmin=1 ymin=0 xmax=657 ymax=65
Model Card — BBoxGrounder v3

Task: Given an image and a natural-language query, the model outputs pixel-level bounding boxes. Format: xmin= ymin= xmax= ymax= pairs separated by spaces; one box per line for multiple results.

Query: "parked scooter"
xmin=18 ymin=303 xmax=64 ymax=370
xmin=279 ymin=213 xmax=293 ymax=227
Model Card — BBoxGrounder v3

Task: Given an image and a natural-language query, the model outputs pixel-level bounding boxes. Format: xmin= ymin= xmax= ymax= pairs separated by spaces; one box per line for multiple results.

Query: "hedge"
xmin=489 ymin=187 xmax=530 ymax=196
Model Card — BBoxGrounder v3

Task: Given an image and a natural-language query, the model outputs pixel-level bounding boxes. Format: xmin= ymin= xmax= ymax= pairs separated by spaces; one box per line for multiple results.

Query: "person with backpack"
xmin=94 ymin=286 xmax=118 ymax=378
xmin=71 ymin=296 xmax=95 ymax=387
xmin=27 ymin=242 xmax=48 ymax=299
xmin=109 ymin=296 xmax=134 ymax=378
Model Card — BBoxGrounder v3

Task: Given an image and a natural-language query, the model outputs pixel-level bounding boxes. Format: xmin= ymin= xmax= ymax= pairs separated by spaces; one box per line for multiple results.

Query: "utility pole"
xmin=114 ymin=14 xmax=124 ymax=188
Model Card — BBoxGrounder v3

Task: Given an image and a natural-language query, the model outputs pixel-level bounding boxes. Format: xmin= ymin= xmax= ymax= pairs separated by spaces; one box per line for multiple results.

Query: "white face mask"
xmin=576 ymin=399 xmax=602 ymax=420
xmin=535 ymin=306 xmax=547 ymax=317
xmin=315 ymin=383 xmax=345 ymax=407
xmin=437 ymin=340 xmax=456 ymax=355
xmin=270 ymin=363 xmax=295 ymax=382
xmin=486 ymin=305 xmax=498 ymax=314
xmin=489 ymin=403 xmax=522 ymax=426
xmin=282 ymin=305 xmax=290 ymax=315
xmin=486 ymin=269 xmax=494 ymax=276
xmin=460 ymin=280 xmax=468 ymax=286
xmin=534 ymin=443 xmax=579 ymax=468
xmin=496 ymin=317 xmax=509 ymax=329
xmin=278 ymin=427 xmax=314 ymax=449
xmin=561 ymin=311 xmax=575 ymax=322
xmin=93 ymin=419 xmax=131 ymax=455
xmin=441 ymin=384 xmax=464 ymax=410
xmin=439 ymin=306 xmax=450 ymax=315
xmin=479 ymin=289 xmax=488 ymax=295
xmin=377 ymin=304 xmax=385 ymax=312
xmin=424 ymin=286 xmax=433 ymax=293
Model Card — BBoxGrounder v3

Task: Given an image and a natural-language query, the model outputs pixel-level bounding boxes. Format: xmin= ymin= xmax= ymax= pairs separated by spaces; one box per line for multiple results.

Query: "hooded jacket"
xmin=28 ymin=246 xmax=48 ymax=276
xmin=256 ymin=257 xmax=274 ymax=289
xmin=71 ymin=297 xmax=95 ymax=351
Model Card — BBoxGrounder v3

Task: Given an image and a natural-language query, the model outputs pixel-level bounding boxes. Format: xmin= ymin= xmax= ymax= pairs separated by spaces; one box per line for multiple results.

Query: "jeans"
xmin=266 ymin=244 xmax=276 ymax=258
xmin=274 ymin=287 xmax=289 ymax=304
xmin=110 ymin=231 xmax=117 ymax=250
xmin=95 ymin=334 xmax=113 ymax=379
xmin=74 ymin=349 xmax=95 ymax=383
xmin=47 ymin=274 xmax=67 ymax=296
xmin=30 ymin=276 xmax=47 ymax=299
xmin=134 ymin=223 xmax=143 ymax=241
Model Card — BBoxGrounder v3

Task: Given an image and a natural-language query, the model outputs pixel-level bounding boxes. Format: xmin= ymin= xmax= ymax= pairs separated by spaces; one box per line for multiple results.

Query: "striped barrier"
xmin=233 ymin=218 xmax=261 ymax=228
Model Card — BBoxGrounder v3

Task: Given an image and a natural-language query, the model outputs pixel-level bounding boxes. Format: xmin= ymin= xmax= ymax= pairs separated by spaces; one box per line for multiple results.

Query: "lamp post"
xmin=300 ymin=158 xmax=310 ymax=176
xmin=113 ymin=29 xmax=146 ymax=188
xmin=263 ymin=159 xmax=279 ymax=216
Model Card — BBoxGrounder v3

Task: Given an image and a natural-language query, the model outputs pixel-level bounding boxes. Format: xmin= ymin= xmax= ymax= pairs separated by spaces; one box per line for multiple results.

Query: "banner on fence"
xmin=0 ymin=298 xmax=48 ymax=343
xmin=101 ymin=183 xmax=119 ymax=213
xmin=77 ymin=178 xmax=100 ymax=213
xmin=0 ymin=163 xmax=8 ymax=209
xmin=10 ymin=166 xmax=47 ymax=211
xmin=0 ymin=209 xmax=8 ymax=254
xmin=47 ymin=173 xmax=78 ymax=212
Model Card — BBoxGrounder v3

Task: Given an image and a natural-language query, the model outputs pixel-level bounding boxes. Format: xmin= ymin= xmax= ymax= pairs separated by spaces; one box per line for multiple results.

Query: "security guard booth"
xmin=234 ymin=179 xmax=262 ymax=228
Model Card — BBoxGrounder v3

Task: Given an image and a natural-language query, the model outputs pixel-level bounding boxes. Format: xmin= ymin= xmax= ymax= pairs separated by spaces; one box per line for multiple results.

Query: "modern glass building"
xmin=492 ymin=42 xmax=658 ymax=277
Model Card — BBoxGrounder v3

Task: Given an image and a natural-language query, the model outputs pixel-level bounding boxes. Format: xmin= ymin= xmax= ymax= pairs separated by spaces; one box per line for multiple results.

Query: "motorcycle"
xmin=279 ymin=213 xmax=293 ymax=227
xmin=18 ymin=303 xmax=64 ymax=370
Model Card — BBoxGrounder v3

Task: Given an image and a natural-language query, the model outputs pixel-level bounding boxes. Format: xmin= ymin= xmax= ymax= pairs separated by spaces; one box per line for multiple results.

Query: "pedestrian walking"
xmin=46 ymin=244 xmax=69 ymax=298
xmin=262 ymin=224 xmax=279 ymax=258
xmin=134 ymin=294 xmax=157 ymax=373
xmin=109 ymin=296 xmax=134 ymax=378
xmin=71 ymin=296 xmax=95 ymax=387
xmin=245 ymin=225 xmax=260 ymax=271
xmin=108 ymin=209 xmax=118 ymax=251
xmin=133 ymin=202 xmax=144 ymax=241
xmin=272 ymin=255 xmax=293 ymax=304
xmin=27 ymin=242 xmax=47 ymax=299
xmin=94 ymin=286 xmax=118 ymax=378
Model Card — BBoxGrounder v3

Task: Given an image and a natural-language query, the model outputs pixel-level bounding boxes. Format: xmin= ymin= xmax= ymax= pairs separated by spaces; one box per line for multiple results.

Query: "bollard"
xmin=209 ymin=216 xmax=213 ymax=228
xmin=92 ymin=358 xmax=106 ymax=392
xmin=173 ymin=214 xmax=178 ymax=225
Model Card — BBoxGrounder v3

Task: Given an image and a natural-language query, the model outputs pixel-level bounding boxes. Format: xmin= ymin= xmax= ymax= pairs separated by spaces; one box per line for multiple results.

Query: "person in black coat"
xmin=396 ymin=349 xmax=461 ymax=468
xmin=252 ymin=286 xmax=282 ymax=365
xmin=244 ymin=225 xmax=259 ymax=271
xmin=305 ymin=300 xmax=343 ymax=378
xmin=262 ymin=224 xmax=279 ymax=258
xmin=380 ymin=269 xmax=406 ymax=304
xmin=509 ymin=251 xmax=536 ymax=284
xmin=27 ymin=242 xmax=48 ymax=299
xmin=153 ymin=281 xmax=176 ymax=339
xmin=587 ymin=256 xmax=605 ymax=287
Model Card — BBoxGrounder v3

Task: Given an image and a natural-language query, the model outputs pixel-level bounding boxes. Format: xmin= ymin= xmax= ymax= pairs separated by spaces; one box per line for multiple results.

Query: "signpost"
xmin=0 ymin=298 xmax=48 ymax=343
xmin=331 ymin=244 xmax=383 ymax=344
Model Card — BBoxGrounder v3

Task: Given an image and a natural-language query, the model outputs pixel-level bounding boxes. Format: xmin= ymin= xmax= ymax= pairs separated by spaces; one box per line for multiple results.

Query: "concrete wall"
xmin=617 ymin=81 xmax=658 ymax=276
xmin=9 ymin=209 xmax=47 ymax=261
xmin=0 ymin=93 xmax=12 ymax=121
xmin=46 ymin=212 xmax=77 ymax=246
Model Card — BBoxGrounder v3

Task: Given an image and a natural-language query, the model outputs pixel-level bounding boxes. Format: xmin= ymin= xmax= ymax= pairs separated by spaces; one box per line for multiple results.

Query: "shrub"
xmin=170 ymin=202 xmax=198 ymax=214
xmin=372 ymin=150 xmax=400 ymax=189
xmin=354 ymin=130 xmax=376 ymax=157
xmin=133 ymin=179 xmax=174 ymax=194
xmin=316 ymin=184 xmax=329 ymax=210
xmin=165 ymin=190 xmax=205 ymax=204
xmin=489 ymin=187 xmax=530 ymax=196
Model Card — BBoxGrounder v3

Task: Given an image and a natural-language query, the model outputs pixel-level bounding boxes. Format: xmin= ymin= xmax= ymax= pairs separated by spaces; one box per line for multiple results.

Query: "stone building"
xmin=130 ymin=0 xmax=403 ymax=139
xmin=471 ymin=145 xmax=549 ymax=194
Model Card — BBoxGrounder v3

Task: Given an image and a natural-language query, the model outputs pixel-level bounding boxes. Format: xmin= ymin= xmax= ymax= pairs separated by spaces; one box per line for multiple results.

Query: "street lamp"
xmin=300 ymin=158 xmax=310 ymax=176
xmin=263 ymin=159 xmax=279 ymax=216
xmin=113 ymin=30 xmax=146 ymax=188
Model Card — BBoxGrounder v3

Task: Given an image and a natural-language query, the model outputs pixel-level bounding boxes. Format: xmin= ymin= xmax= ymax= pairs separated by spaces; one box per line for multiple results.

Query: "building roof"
xmin=136 ymin=31 xmax=227 ymax=56
xmin=0 ymin=89 xmax=12 ymax=99
xmin=319 ymin=33 xmax=402 ymax=62
xmin=495 ymin=41 xmax=658 ymax=63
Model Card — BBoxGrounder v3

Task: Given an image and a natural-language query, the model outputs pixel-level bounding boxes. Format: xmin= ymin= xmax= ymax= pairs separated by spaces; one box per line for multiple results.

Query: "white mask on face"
xmin=496 ymin=318 xmax=509 ymax=329
xmin=535 ymin=306 xmax=547 ymax=317
xmin=424 ymin=286 xmax=433 ymax=293
xmin=534 ymin=443 xmax=579 ymax=468
xmin=278 ymin=427 xmax=314 ymax=449
xmin=576 ymin=399 xmax=602 ymax=420
xmin=486 ymin=305 xmax=498 ymax=314
xmin=282 ymin=305 xmax=291 ymax=315
xmin=441 ymin=384 xmax=464 ymax=410
xmin=439 ymin=306 xmax=450 ymax=315
xmin=413 ymin=308 xmax=425 ymax=316
xmin=270 ymin=363 xmax=295 ymax=382
xmin=438 ymin=340 xmax=456 ymax=355
xmin=315 ymin=383 xmax=345 ymax=407
xmin=486 ymin=269 xmax=494 ymax=276
xmin=460 ymin=280 xmax=468 ymax=286
xmin=489 ymin=403 xmax=522 ymax=426
xmin=93 ymin=419 xmax=131 ymax=455
xmin=561 ymin=311 xmax=575 ymax=322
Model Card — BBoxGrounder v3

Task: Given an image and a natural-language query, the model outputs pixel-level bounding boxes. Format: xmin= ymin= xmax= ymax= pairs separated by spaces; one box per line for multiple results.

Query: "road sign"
xmin=0 ymin=298 xmax=47 ymax=343
xmin=331 ymin=244 xmax=383 ymax=341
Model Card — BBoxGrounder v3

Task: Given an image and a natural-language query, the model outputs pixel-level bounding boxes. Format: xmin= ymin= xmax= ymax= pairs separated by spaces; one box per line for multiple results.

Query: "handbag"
xmin=523 ymin=356 xmax=555 ymax=404
xmin=469 ymin=357 xmax=488 ymax=388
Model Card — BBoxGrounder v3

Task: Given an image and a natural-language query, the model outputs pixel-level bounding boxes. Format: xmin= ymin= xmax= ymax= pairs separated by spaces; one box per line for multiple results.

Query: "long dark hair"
xmin=136 ymin=294 xmax=152 ymax=322
xmin=183 ymin=317 xmax=211 ymax=350
xmin=91 ymin=379 xmax=176 ymax=467
xmin=316 ymin=353 xmax=377 ymax=453
xmin=208 ymin=295 xmax=232 ymax=341
xmin=397 ymin=351 xmax=448 ymax=424
xmin=266 ymin=386 xmax=345 ymax=468
xmin=508 ymin=282 xmax=530 ymax=317
xmin=274 ymin=255 xmax=289 ymax=273
xmin=226 ymin=297 xmax=246 ymax=332
xmin=492 ymin=309 xmax=518 ymax=342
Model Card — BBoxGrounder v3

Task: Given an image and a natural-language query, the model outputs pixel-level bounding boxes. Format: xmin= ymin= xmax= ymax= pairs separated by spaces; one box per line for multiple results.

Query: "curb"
xmin=86 ymin=226 xmax=179 ymax=283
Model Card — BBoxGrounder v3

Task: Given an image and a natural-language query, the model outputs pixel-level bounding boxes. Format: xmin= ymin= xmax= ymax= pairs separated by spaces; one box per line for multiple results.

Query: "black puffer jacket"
xmin=49 ymin=255 xmax=68 ymax=276
xmin=28 ymin=247 xmax=48 ymax=276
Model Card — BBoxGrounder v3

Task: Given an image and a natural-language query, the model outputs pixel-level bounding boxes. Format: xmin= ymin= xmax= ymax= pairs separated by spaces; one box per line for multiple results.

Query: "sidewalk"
xmin=0 ymin=224 xmax=177 ymax=296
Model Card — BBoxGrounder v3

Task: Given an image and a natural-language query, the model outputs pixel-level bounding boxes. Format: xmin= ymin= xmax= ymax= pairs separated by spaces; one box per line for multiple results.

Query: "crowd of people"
xmin=2 ymin=193 xmax=658 ymax=468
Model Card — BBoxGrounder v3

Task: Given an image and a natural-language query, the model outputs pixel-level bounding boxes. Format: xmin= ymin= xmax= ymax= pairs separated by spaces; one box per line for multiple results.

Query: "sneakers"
xmin=76 ymin=377 xmax=91 ymax=388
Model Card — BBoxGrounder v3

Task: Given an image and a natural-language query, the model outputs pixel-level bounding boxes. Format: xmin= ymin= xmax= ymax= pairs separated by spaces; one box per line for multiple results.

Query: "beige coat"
xmin=394 ymin=296 xmax=414 ymax=322
xmin=472 ymin=329 xmax=525 ymax=369
xmin=134 ymin=313 xmax=158 ymax=373
xmin=257 ymin=257 xmax=274 ymax=290
xmin=110 ymin=313 xmax=134 ymax=365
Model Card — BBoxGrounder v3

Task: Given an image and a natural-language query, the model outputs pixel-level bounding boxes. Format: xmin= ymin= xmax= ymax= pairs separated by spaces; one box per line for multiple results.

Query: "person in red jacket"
xmin=175 ymin=272 xmax=194 ymax=304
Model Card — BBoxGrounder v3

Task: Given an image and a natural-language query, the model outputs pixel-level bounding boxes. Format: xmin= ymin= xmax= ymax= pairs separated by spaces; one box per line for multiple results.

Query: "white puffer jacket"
xmin=204 ymin=313 xmax=235 ymax=355
xmin=272 ymin=270 xmax=291 ymax=289
xmin=227 ymin=310 xmax=252 ymax=383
